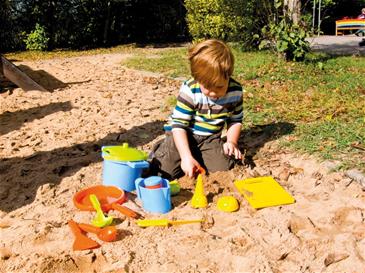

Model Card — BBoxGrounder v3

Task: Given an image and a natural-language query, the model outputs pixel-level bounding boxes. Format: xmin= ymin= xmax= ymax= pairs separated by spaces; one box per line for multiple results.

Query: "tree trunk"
xmin=103 ymin=1 xmax=111 ymax=45
xmin=284 ymin=0 xmax=301 ymax=24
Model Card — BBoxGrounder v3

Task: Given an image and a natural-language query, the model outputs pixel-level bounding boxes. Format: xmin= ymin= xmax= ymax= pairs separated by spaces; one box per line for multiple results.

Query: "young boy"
xmin=150 ymin=39 xmax=243 ymax=179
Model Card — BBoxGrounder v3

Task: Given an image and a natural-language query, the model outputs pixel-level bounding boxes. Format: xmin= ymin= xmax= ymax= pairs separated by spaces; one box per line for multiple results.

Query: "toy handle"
xmin=78 ymin=223 xmax=101 ymax=234
xmin=194 ymin=166 xmax=206 ymax=176
xmin=136 ymin=219 xmax=169 ymax=227
xmin=68 ymin=220 xmax=83 ymax=235
xmin=111 ymin=203 xmax=142 ymax=219
xmin=89 ymin=194 xmax=102 ymax=213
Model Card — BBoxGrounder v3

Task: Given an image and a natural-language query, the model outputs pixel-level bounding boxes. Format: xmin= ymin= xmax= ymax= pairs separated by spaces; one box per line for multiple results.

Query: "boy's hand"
xmin=181 ymin=156 xmax=201 ymax=178
xmin=223 ymin=141 xmax=242 ymax=160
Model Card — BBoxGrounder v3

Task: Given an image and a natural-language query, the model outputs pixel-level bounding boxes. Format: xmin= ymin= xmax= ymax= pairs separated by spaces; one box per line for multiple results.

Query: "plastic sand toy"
xmin=135 ymin=176 xmax=171 ymax=214
xmin=73 ymin=185 xmax=142 ymax=219
xmin=234 ymin=176 xmax=295 ymax=209
xmin=90 ymin=194 xmax=114 ymax=227
xmin=68 ymin=220 xmax=100 ymax=251
xmin=216 ymin=196 xmax=239 ymax=212
xmin=78 ymin=223 xmax=117 ymax=242
xmin=136 ymin=219 xmax=204 ymax=227
xmin=191 ymin=173 xmax=208 ymax=208
xmin=102 ymin=143 xmax=149 ymax=192
xmin=169 ymin=180 xmax=181 ymax=196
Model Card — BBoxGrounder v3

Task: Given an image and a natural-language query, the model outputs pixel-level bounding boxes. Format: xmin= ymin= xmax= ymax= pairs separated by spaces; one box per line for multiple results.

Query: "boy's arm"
xmin=224 ymin=123 xmax=242 ymax=160
xmin=226 ymin=122 xmax=242 ymax=145
xmin=224 ymin=81 xmax=243 ymax=159
xmin=172 ymin=129 xmax=201 ymax=178
xmin=170 ymin=82 xmax=200 ymax=177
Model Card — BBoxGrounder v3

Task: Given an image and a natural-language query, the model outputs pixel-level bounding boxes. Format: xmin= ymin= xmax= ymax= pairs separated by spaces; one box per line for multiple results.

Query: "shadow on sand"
xmin=0 ymin=63 xmax=90 ymax=93
xmin=17 ymin=64 xmax=91 ymax=92
xmin=239 ymin=121 xmax=296 ymax=168
xmin=0 ymin=101 xmax=73 ymax=136
xmin=0 ymin=120 xmax=165 ymax=212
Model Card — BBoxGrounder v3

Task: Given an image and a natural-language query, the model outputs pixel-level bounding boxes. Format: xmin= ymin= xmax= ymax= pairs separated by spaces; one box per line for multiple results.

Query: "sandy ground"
xmin=1 ymin=52 xmax=365 ymax=273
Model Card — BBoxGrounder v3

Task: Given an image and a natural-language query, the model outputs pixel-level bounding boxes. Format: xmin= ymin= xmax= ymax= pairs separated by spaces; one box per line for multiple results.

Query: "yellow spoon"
xmin=137 ymin=219 xmax=204 ymax=227
xmin=90 ymin=194 xmax=113 ymax=227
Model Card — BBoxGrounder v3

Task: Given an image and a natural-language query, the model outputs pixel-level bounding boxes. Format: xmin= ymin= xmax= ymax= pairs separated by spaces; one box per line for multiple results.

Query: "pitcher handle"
xmin=135 ymin=178 xmax=143 ymax=199
xmin=162 ymin=179 xmax=171 ymax=199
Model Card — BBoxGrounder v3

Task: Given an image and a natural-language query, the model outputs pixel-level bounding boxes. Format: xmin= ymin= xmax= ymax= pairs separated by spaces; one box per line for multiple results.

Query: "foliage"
xmin=24 ymin=23 xmax=49 ymax=51
xmin=258 ymin=0 xmax=310 ymax=61
xmin=259 ymin=18 xmax=310 ymax=61
xmin=3 ymin=0 xmax=365 ymax=51
xmin=184 ymin=0 xmax=247 ymax=42
xmin=2 ymin=0 xmax=187 ymax=51
xmin=0 ymin=0 xmax=19 ymax=51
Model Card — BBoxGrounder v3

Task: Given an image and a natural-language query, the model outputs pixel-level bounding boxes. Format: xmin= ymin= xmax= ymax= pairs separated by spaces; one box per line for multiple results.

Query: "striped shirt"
xmin=164 ymin=78 xmax=243 ymax=136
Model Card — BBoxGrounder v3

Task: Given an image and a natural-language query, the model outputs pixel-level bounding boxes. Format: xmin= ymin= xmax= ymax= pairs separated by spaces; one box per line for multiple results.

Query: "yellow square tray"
xmin=234 ymin=176 xmax=295 ymax=209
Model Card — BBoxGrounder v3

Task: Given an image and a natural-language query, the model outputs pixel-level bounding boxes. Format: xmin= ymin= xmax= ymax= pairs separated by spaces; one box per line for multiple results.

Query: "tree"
xmin=0 ymin=0 xmax=17 ymax=51
xmin=284 ymin=0 xmax=301 ymax=24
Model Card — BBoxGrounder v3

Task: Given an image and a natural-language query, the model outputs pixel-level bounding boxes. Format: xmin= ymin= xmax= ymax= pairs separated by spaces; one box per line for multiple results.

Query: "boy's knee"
xmin=206 ymin=155 xmax=235 ymax=173
xmin=148 ymin=136 xmax=183 ymax=179
xmin=202 ymin=145 xmax=235 ymax=172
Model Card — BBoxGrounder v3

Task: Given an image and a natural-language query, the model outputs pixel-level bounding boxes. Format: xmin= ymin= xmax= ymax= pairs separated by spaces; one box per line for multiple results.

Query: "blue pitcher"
xmin=135 ymin=176 xmax=171 ymax=214
xmin=102 ymin=143 xmax=149 ymax=192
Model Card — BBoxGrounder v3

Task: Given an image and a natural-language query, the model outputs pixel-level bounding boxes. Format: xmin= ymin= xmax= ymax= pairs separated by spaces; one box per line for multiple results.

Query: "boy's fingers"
xmin=223 ymin=144 xmax=229 ymax=155
xmin=236 ymin=149 xmax=242 ymax=160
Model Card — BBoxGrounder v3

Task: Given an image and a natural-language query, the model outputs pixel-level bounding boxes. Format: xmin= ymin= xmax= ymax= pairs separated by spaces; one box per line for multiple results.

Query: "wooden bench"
xmin=336 ymin=19 xmax=365 ymax=36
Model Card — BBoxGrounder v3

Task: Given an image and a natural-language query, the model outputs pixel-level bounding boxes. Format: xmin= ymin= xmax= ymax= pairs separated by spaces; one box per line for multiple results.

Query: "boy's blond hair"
xmin=188 ymin=39 xmax=234 ymax=89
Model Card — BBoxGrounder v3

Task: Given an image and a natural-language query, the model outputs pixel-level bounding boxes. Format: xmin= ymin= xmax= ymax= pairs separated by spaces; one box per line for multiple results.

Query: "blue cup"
xmin=135 ymin=176 xmax=171 ymax=214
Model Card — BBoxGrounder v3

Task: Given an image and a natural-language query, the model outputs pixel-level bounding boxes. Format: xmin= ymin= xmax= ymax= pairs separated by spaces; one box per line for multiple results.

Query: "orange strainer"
xmin=73 ymin=185 xmax=142 ymax=219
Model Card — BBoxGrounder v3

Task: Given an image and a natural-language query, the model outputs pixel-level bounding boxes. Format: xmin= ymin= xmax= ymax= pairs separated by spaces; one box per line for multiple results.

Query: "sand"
xmin=1 ymin=53 xmax=364 ymax=273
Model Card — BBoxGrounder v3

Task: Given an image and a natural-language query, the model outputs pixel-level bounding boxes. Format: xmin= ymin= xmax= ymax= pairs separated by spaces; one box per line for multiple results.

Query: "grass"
xmin=122 ymin=48 xmax=189 ymax=78
xmin=6 ymin=45 xmax=365 ymax=172
xmin=5 ymin=45 xmax=132 ymax=61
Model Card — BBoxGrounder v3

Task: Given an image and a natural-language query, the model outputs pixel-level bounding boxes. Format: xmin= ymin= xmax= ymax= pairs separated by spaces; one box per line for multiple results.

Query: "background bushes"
xmin=0 ymin=0 xmax=187 ymax=52
xmin=1 ymin=0 xmax=365 ymax=53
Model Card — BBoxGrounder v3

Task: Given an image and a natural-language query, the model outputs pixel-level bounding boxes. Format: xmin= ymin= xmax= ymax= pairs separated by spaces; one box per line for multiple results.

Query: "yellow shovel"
xmin=137 ymin=219 xmax=204 ymax=227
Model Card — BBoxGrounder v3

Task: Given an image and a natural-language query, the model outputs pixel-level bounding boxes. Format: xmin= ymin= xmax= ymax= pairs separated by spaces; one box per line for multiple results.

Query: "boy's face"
xmin=200 ymin=78 xmax=229 ymax=100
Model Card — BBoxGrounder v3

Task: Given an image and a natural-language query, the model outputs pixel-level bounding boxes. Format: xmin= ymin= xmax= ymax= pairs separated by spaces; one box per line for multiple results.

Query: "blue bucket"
xmin=135 ymin=177 xmax=171 ymax=214
xmin=102 ymin=160 xmax=149 ymax=192
xmin=101 ymin=144 xmax=149 ymax=192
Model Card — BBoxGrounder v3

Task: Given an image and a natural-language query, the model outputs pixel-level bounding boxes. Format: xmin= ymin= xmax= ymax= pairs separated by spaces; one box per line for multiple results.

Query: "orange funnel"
xmin=68 ymin=220 xmax=100 ymax=251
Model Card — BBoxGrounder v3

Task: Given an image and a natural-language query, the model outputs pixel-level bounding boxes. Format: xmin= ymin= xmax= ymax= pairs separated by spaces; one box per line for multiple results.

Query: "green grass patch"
xmin=4 ymin=44 xmax=140 ymax=61
xmin=121 ymin=48 xmax=189 ymax=78
xmin=284 ymin=119 xmax=365 ymax=170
